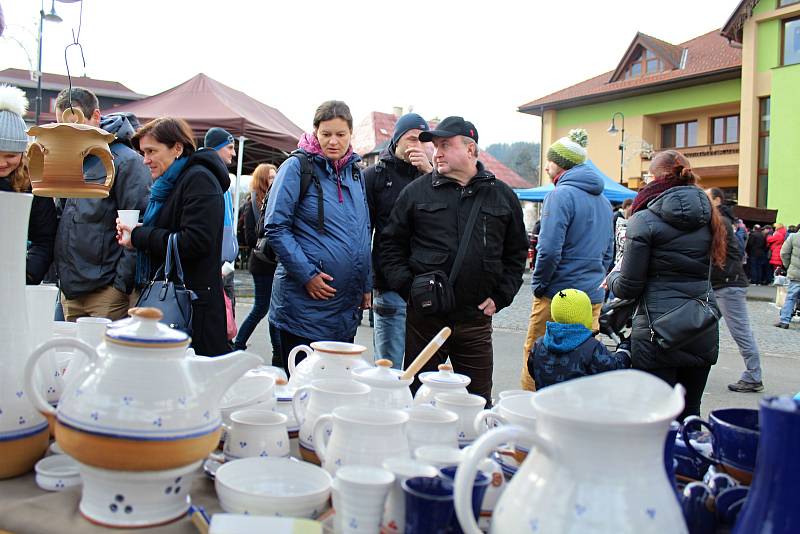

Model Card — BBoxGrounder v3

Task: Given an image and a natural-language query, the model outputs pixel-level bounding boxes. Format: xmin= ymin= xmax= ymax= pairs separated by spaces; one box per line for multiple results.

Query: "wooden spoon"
xmin=400 ymin=326 xmax=452 ymax=381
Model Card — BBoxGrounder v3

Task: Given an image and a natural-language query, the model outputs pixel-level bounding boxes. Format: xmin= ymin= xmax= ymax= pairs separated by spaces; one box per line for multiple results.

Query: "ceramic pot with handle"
xmin=23 ymin=307 xmax=261 ymax=471
xmin=453 ymin=370 xmax=688 ymax=534
xmin=352 ymin=359 xmax=413 ymax=409
xmin=414 ymin=364 xmax=470 ymax=406
xmin=287 ymin=341 xmax=371 ymax=390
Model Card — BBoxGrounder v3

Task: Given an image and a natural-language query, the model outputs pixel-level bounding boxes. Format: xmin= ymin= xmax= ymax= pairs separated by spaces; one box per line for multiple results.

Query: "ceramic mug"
xmin=433 ymin=393 xmax=486 ymax=446
xmin=402 ymin=476 xmax=456 ymax=534
xmin=439 ymin=466 xmax=490 ymax=534
xmin=681 ymin=482 xmax=716 ymax=534
xmin=332 ymin=465 xmax=394 ymax=534
xmin=382 ymin=457 xmax=439 ymax=534
xmin=405 ymin=405 xmax=460 ymax=451
xmin=682 ymin=408 xmax=759 ymax=484
xmin=223 ymin=409 xmax=289 ymax=461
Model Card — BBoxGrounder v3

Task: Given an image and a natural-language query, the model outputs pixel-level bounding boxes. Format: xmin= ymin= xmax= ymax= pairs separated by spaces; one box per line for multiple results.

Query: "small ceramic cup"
xmin=405 ymin=405 xmax=460 ymax=451
xmin=35 ymin=455 xmax=81 ymax=491
xmin=223 ymin=410 xmax=290 ymax=461
xmin=382 ymin=457 xmax=439 ymax=534
xmin=432 ymin=393 xmax=486 ymax=446
xmin=333 ymin=465 xmax=395 ymax=534
xmin=402 ymin=476 xmax=456 ymax=534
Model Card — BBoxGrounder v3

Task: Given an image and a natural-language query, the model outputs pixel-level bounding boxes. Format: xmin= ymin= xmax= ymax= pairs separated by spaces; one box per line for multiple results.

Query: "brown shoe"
xmin=774 ymin=322 xmax=790 ymax=329
xmin=728 ymin=380 xmax=765 ymax=393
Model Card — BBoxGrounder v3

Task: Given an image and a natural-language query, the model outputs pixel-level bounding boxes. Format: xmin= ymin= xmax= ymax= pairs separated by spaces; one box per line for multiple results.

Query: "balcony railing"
xmin=642 ymin=142 xmax=739 ymax=160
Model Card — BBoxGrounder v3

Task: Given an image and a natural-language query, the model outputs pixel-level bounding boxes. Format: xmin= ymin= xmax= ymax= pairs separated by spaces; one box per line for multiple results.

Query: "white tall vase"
xmin=0 ymin=191 xmax=49 ymax=478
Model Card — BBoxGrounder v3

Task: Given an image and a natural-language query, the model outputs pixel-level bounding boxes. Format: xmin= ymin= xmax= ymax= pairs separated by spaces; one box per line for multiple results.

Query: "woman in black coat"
xmin=607 ymin=150 xmax=727 ymax=420
xmin=117 ymin=117 xmax=228 ymax=356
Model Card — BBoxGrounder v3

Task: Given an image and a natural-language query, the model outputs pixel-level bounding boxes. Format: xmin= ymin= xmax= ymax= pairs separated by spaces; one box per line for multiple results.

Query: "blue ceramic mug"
xmin=681 ymin=408 xmax=759 ymax=484
xmin=403 ymin=476 xmax=455 ymax=534
xmin=439 ymin=466 xmax=489 ymax=534
xmin=681 ymin=481 xmax=717 ymax=534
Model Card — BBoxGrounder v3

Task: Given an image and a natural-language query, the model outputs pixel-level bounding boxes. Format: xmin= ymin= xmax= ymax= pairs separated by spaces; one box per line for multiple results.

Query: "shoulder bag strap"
xmin=449 ymin=187 xmax=486 ymax=285
xmin=165 ymin=233 xmax=187 ymax=285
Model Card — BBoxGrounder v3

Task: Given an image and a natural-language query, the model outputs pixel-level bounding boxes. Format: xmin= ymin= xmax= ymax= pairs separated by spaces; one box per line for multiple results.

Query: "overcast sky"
xmin=1 ymin=0 xmax=740 ymax=146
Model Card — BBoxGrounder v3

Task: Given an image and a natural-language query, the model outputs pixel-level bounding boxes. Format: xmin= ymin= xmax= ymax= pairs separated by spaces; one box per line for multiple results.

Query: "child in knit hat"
xmin=527 ymin=288 xmax=631 ymax=389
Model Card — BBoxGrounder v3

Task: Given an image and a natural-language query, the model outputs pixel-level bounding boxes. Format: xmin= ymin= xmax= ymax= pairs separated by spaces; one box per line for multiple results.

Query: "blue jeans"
xmin=373 ymin=290 xmax=407 ymax=369
xmin=234 ymin=273 xmax=281 ymax=365
xmin=715 ymin=286 xmax=762 ymax=383
xmin=779 ymin=280 xmax=800 ymax=325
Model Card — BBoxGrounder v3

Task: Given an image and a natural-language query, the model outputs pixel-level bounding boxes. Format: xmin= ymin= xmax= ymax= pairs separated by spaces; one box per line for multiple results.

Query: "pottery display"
xmin=287 ymin=341 xmax=371 ymax=390
xmin=219 ymin=373 xmax=276 ymax=443
xmin=682 ymin=408 xmax=760 ymax=484
xmin=222 ymin=410 xmax=290 ymax=461
xmin=382 ymin=457 xmax=439 ymax=534
xmin=0 ymin=192 xmax=49 ymax=479
xmin=313 ymin=406 xmax=410 ymax=476
xmin=215 ymin=457 xmax=332 ymax=519
xmin=25 ymin=285 xmax=61 ymax=406
xmin=23 ymin=307 xmax=261 ymax=471
xmin=48 ymin=321 xmax=79 ymax=404
xmin=352 ymin=359 xmax=413 ymax=409
xmin=414 ymin=364 xmax=470 ymax=406
xmin=78 ymin=460 xmax=201 ymax=527
xmin=405 ymin=405 xmax=460 ymax=451
xmin=331 ymin=465 xmax=395 ymax=534
xmin=432 ymin=392 xmax=486 ymax=446
xmin=454 ymin=370 xmax=688 ymax=534
xmin=35 ymin=454 xmax=82 ymax=491
xmin=474 ymin=393 xmax=538 ymax=462
xmin=292 ymin=378 xmax=371 ymax=464
xmin=26 ymin=114 xmax=116 ymax=198
xmin=733 ymin=396 xmax=800 ymax=534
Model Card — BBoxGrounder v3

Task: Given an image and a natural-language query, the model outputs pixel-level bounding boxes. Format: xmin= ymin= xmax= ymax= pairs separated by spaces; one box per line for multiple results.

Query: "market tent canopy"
xmin=514 ymin=160 xmax=637 ymax=203
xmin=104 ymin=73 xmax=304 ymax=172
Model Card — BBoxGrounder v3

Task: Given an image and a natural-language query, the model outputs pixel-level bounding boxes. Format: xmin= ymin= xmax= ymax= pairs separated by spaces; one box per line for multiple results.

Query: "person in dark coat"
xmin=607 ymin=150 xmax=728 ymax=421
xmin=117 ymin=117 xmax=229 ymax=356
xmin=233 ymin=163 xmax=281 ymax=363
xmin=745 ymin=225 xmax=768 ymax=284
xmin=0 ymin=84 xmax=56 ymax=284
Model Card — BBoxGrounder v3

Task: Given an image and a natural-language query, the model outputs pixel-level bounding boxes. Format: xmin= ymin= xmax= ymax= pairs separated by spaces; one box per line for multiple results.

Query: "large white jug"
xmin=454 ymin=370 xmax=687 ymax=534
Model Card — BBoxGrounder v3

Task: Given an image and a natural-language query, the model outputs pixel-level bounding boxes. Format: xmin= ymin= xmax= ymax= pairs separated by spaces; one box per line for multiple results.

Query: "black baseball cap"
xmin=419 ymin=116 xmax=478 ymax=144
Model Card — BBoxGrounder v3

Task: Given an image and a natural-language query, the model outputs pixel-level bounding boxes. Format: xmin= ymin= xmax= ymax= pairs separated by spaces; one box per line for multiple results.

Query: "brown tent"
xmin=104 ymin=73 xmax=304 ymax=172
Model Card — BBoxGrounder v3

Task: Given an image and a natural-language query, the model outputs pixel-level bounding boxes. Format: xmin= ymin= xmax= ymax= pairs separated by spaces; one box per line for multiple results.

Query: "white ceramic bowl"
xmin=220 ymin=374 xmax=276 ymax=417
xmin=35 ymin=454 xmax=81 ymax=491
xmin=215 ymin=457 xmax=331 ymax=518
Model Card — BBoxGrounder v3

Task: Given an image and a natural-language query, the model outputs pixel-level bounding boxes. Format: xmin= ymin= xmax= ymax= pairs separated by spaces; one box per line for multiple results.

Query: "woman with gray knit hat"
xmin=0 ymin=85 xmax=57 ymax=284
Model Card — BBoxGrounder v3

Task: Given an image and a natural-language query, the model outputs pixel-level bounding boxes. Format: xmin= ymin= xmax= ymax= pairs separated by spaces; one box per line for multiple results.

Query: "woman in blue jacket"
xmin=265 ymin=101 xmax=371 ymax=372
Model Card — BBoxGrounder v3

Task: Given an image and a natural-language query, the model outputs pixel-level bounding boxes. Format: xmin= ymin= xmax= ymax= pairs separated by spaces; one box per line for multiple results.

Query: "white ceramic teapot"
xmin=352 ymin=359 xmax=413 ymax=409
xmin=414 ymin=364 xmax=471 ymax=405
xmin=287 ymin=341 xmax=371 ymax=390
xmin=454 ymin=370 xmax=688 ymax=534
xmin=23 ymin=307 xmax=261 ymax=472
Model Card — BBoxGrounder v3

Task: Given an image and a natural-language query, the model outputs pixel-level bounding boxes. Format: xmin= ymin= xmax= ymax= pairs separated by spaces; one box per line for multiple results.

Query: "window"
xmin=757 ymin=98 xmax=770 ymax=207
xmin=661 ymin=121 xmax=698 ymax=148
xmin=711 ymin=115 xmax=739 ymax=144
xmin=624 ymin=47 xmax=663 ymax=79
xmin=783 ymin=17 xmax=800 ymax=66
xmin=779 ymin=0 xmax=800 ymax=7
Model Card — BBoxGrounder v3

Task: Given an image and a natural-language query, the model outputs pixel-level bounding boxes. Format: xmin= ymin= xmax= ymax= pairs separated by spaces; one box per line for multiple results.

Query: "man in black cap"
xmin=364 ymin=113 xmax=433 ymax=369
xmin=380 ymin=117 xmax=528 ymax=404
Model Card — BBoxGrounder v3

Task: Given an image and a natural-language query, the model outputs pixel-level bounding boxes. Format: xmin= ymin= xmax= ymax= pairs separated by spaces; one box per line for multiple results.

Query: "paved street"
xmin=233 ymin=272 xmax=799 ymax=416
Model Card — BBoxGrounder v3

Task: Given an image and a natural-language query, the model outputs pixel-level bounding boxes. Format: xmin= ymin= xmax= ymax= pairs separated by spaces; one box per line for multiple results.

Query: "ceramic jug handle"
xmin=288 ymin=345 xmax=312 ymax=376
xmin=474 ymin=409 xmax=507 ymax=436
xmin=454 ymin=425 xmax=556 ymax=534
xmin=312 ymin=414 xmax=333 ymax=464
xmin=86 ymin=146 xmax=116 ymax=192
xmin=680 ymin=416 xmax=716 ymax=465
xmin=292 ymin=386 xmax=311 ymax=426
xmin=23 ymin=338 xmax=98 ymax=416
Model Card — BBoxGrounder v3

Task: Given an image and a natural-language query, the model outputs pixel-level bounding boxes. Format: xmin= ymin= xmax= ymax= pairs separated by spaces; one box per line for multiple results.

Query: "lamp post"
xmin=607 ymin=112 xmax=625 ymax=184
xmin=35 ymin=0 xmax=62 ymax=125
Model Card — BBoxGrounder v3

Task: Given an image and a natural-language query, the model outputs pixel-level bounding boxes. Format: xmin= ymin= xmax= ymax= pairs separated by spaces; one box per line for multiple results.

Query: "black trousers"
xmin=405 ymin=309 xmax=493 ymax=406
xmin=646 ymin=365 xmax=712 ymax=422
xmin=276 ymin=328 xmax=354 ymax=376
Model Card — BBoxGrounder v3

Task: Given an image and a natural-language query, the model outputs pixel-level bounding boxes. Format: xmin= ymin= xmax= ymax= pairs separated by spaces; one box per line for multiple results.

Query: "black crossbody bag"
xmin=409 ymin=189 xmax=485 ymax=316
xmin=641 ymin=258 xmax=720 ymax=351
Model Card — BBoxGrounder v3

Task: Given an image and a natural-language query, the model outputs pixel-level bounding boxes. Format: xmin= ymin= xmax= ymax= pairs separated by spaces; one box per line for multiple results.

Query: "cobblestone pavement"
xmin=235 ymin=271 xmax=800 ymax=416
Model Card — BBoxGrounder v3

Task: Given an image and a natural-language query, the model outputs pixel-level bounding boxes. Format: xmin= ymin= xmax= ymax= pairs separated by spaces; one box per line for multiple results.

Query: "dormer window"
xmin=625 ymin=48 xmax=664 ymax=79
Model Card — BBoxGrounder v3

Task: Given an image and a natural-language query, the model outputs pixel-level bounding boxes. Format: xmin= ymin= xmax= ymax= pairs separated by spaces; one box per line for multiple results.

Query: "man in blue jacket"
xmin=521 ymin=129 xmax=613 ymax=390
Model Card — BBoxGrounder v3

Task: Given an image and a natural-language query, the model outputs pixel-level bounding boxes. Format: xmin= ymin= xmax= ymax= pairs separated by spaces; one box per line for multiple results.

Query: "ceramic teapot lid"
xmin=353 ymin=359 xmax=406 ymax=381
xmin=105 ymin=308 xmax=189 ymax=347
xmin=419 ymin=364 xmax=471 ymax=387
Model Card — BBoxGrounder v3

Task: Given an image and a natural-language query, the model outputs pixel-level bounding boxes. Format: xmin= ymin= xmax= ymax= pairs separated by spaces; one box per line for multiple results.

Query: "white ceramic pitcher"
xmin=287 ymin=341 xmax=371 ymax=390
xmin=454 ymin=370 xmax=688 ymax=534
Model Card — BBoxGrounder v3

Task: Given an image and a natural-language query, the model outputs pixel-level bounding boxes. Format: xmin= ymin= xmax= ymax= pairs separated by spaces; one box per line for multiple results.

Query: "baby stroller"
xmin=598 ymin=298 xmax=637 ymax=346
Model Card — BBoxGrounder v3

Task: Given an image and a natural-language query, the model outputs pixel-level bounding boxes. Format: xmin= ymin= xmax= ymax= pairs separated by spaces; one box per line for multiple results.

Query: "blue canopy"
xmin=514 ymin=160 xmax=637 ymax=203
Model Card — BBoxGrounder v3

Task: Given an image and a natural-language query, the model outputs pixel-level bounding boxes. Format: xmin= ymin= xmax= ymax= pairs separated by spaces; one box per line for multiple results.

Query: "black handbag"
xmin=641 ymin=259 xmax=720 ymax=351
xmin=250 ymin=194 xmax=276 ymax=265
xmin=135 ymin=233 xmax=196 ymax=335
xmin=409 ymin=188 xmax=485 ymax=316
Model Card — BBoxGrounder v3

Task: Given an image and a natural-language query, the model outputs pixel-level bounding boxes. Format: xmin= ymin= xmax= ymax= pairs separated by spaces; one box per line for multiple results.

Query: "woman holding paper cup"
xmin=116 ymin=117 xmax=228 ymax=356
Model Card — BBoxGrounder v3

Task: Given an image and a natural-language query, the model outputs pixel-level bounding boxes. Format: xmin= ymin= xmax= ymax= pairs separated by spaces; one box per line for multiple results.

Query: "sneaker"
xmin=774 ymin=322 xmax=790 ymax=329
xmin=728 ymin=380 xmax=765 ymax=393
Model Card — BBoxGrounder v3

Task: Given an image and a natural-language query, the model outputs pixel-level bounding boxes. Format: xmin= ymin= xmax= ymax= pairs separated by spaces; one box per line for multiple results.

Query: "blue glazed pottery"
xmin=439 ymin=466 xmax=489 ymax=534
xmin=681 ymin=482 xmax=716 ymax=534
xmin=403 ymin=476 xmax=455 ymax=534
xmin=715 ymin=486 xmax=749 ymax=525
xmin=733 ymin=396 xmax=800 ymax=534
xmin=682 ymin=408 xmax=759 ymax=484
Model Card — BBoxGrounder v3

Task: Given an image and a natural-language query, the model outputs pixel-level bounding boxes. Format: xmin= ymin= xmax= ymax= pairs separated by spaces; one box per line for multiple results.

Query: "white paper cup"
xmin=118 ymin=210 xmax=140 ymax=240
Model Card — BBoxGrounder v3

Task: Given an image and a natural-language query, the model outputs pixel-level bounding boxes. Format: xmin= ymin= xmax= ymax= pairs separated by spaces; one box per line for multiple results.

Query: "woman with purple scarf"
xmin=264 ymin=101 xmax=371 ymax=372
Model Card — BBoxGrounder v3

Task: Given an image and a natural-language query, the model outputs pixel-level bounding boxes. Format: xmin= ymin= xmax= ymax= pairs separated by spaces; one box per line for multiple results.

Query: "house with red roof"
xmin=353 ymin=110 xmax=531 ymax=189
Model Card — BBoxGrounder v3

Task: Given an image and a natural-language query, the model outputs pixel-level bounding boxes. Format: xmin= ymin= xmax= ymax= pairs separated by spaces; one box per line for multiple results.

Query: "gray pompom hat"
xmin=0 ymin=85 xmax=30 ymax=153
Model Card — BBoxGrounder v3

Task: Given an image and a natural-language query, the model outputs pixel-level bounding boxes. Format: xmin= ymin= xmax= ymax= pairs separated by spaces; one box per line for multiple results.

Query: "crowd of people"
xmin=2 ymin=81 xmax=797 ymax=421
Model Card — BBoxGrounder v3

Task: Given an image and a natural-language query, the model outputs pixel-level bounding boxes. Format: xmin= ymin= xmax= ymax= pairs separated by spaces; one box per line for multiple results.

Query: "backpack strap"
xmin=290 ymin=150 xmax=325 ymax=234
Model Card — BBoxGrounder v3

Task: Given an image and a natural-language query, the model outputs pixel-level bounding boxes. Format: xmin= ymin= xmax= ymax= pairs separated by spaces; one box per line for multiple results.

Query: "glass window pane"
xmin=647 ymin=59 xmax=660 ymax=73
xmin=687 ymin=122 xmax=698 ymax=147
xmin=784 ymin=18 xmax=800 ymax=65
xmin=631 ymin=63 xmax=642 ymax=77
xmin=760 ymin=98 xmax=770 ymax=132
xmin=662 ymin=124 xmax=675 ymax=147
xmin=759 ymin=136 xmax=770 ymax=169
xmin=757 ymin=174 xmax=769 ymax=208
xmin=646 ymin=49 xmax=656 ymax=58
xmin=676 ymin=123 xmax=686 ymax=148
xmin=727 ymin=116 xmax=739 ymax=143
xmin=780 ymin=0 xmax=800 ymax=7
xmin=713 ymin=118 xmax=724 ymax=144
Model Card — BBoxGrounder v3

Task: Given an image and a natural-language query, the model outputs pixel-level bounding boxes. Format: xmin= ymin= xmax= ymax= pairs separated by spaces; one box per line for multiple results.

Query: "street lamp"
xmin=35 ymin=0 xmax=62 ymax=125
xmin=608 ymin=111 xmax=625 ymax=184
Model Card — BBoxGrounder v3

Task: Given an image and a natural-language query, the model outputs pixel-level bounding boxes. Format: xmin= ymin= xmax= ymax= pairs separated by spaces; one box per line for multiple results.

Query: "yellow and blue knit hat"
xmin=546 ymin=128 xmax=588 ymax=170
xmin=550 ymin=288 xmax=593 ymax=330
